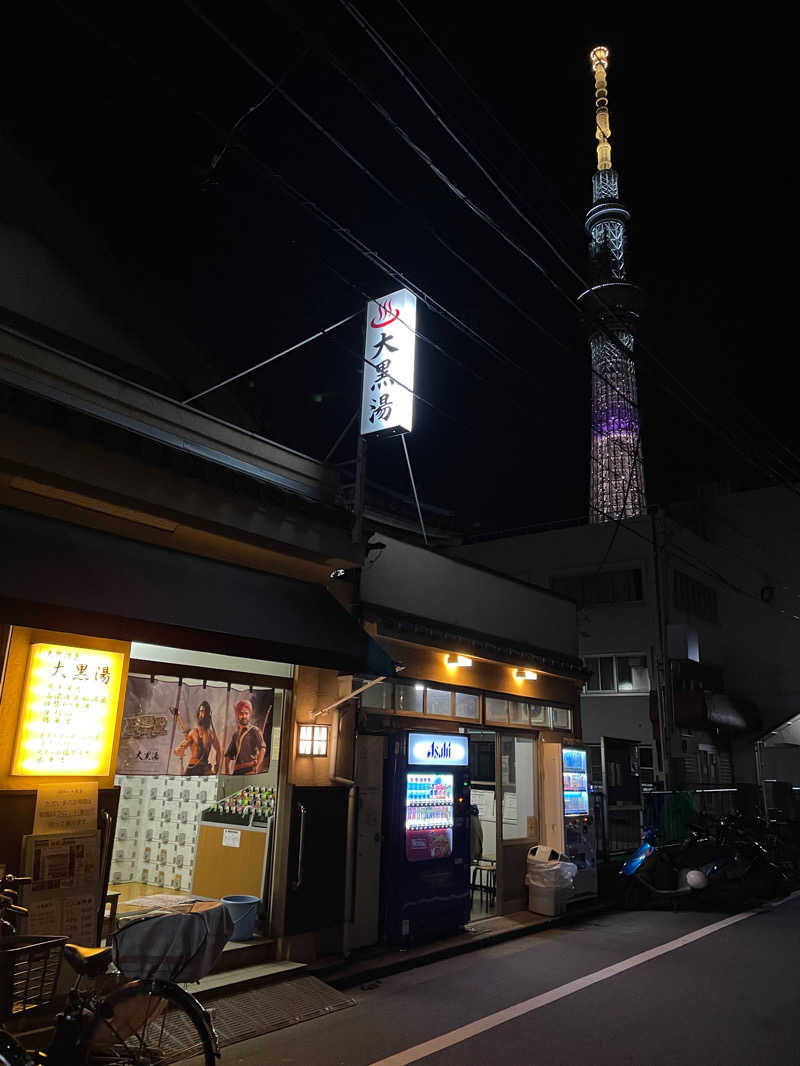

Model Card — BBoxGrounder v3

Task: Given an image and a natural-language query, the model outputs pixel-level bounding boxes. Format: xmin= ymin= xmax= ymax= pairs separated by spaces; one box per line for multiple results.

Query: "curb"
xmin=314 ymin=900 xmax=610 ymax=990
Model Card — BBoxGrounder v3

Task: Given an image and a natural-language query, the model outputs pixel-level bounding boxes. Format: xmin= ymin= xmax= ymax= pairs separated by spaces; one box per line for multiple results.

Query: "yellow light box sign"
xmin=12 ymin=643 xmax=124 ymax=777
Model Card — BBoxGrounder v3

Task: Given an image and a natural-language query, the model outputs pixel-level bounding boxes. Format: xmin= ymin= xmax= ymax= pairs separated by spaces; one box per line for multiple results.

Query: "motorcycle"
xmin=619 ymin=813 xmax=790 ymax=909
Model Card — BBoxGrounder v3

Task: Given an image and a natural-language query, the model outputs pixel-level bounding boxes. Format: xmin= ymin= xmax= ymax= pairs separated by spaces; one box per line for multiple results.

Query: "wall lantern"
xmin=297 ymin=724 xmax=329 ymax=757
xmin=445 ymin=654 xmax=473 ymax=668
xmin=515 ymin=668 xmax=538 ymax=681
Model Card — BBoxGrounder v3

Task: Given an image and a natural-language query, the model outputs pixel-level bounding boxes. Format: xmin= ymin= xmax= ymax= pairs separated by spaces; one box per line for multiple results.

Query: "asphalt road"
xmin=185 ymin=895 xmax=800 ymax=1066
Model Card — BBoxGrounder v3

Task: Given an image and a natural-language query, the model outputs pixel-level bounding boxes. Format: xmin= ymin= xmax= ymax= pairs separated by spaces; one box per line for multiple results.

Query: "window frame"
xmin=583 ymin=653 xmax=651 ymax=695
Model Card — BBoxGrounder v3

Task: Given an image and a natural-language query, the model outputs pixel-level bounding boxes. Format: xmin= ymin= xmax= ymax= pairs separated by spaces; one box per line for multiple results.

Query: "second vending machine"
xmin=383 ymin=731 xmax=471 ymax=943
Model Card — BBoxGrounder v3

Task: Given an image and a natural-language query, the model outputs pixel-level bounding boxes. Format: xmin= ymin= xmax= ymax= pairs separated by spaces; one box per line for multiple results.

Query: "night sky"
xmin=1 ymin=6 xmax=793 ymax=533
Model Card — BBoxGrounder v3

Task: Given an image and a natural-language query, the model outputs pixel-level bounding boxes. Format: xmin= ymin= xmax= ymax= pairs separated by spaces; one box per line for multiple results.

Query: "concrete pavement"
xmin=181 ymin=895 xmax=800 ymax=1065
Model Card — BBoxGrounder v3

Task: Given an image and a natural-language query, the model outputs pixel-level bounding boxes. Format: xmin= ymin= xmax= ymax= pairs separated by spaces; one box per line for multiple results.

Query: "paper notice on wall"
xmin=34 ymin=781 xmax=98 ymax=835
xmin=472 ymin=789 xmax=495 ymax=821
xmin=62 ymin=894 xmax=98 ymax=945
xmin=25 ymin=898 xmax=61 ymax=936
xmin=502 ymin=793 xmax=518 ymax=823
xmin=23 ymin=832 xmax=100 ymax=894
xmin=222 ymin=829 xmax=241 ymax=848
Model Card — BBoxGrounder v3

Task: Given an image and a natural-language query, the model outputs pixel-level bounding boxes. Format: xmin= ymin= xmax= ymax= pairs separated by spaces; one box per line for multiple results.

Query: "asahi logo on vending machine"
xmin=360 ymin=288 xmax=416 ymax=438
xmin=409 ymin=733 xmax=468 ymax=766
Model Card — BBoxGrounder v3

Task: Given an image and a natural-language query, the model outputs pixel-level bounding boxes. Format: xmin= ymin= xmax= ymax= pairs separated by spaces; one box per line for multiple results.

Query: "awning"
xmin=0 ymin=506 xmax=394 ymax=676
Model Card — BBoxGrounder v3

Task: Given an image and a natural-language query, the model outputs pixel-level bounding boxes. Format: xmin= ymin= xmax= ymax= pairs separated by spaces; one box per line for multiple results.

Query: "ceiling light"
xmin=515 ymin=669 xmax=538 ymax=681
xmin=445 ymin=654 xmax=472 ymax=668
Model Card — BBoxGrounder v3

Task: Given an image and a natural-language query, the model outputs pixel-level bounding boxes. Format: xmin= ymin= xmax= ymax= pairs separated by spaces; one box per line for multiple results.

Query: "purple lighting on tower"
xmin=580 ymin=47 xmax=647 ymax=524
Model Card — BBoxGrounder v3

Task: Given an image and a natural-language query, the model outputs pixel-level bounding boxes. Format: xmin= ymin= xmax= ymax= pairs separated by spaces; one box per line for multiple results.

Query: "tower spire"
xmin=590 ymin=46 xmax=612 ymax=171
xmin=578 ymin=45 xmax=647 ymax=524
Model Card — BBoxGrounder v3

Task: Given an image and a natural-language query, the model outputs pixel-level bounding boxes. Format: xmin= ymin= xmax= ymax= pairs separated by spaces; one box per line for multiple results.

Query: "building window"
xmin=673 ymin=570 xmax=718 ymax=623
xmin=584 ymin=655 xmax=650 ymax=694
xmin=551 ymin=568 xmax=643 ymax=607
xmin=425 ymin=687 xmax=453 ymax=717
xmin=454 ymin=691 xmax=480 ymax=720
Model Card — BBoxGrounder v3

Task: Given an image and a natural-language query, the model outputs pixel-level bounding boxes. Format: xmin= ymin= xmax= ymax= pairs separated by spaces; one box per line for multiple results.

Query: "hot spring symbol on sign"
xmin=409 ymin=733 xmax=468 ymax=766
xmin=360 ymin=288 xmax=416 ymax=438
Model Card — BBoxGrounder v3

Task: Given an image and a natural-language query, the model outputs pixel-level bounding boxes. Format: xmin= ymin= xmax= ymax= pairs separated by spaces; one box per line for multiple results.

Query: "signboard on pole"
xmin=360 ymin=288 xmax=416 ymax=438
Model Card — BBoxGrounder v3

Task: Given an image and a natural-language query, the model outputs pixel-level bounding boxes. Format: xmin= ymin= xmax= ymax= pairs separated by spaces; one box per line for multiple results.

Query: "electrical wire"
xmin=182 ymin=1 xmax=648 ymax=423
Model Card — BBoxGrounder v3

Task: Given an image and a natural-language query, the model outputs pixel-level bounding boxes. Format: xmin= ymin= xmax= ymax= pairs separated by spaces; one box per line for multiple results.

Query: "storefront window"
xmin=425 ymin=687 xmax=453 ymax=717
xmin=485 ymin=697 xmax=508 ymax=723
xmin=110 ymin=665 xmax=287 ymax=898
xmin=528 ymin=703 xmax=549 ymax=726
xmin=454 ymin=691 xmax=479 ymax=720
xmin=396 ymin=681 xmax=424 ymax=714
xmin=360 ymin=681 xmax=394 ymax=710
xmin=500 ymin=735 xmax=536 ymax=840
xmin=508 ymin=700 xmax=529 ymax=725
xmin=550 ymin=706 xmax=572 ymax=730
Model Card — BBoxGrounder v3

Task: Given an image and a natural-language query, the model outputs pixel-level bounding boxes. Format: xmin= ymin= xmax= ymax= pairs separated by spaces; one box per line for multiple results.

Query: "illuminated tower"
xmin=579 ymin=46 xmax=646 ymax=523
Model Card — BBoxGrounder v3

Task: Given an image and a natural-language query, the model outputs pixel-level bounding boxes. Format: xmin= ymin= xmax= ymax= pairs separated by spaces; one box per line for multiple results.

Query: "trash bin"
xmin=220 ymin=895 xmax=260 ymax=941
xmin=525 ymin=846 xmax=577 ymax=916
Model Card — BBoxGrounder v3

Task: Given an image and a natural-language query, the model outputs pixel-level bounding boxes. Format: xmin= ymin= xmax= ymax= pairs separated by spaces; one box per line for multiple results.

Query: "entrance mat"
xmin=207 ymin=975 xmax=356 ymax=1047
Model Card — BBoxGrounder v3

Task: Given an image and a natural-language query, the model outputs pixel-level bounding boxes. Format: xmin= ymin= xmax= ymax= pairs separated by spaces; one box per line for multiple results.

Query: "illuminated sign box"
xmin=360 ymin=288 xmax=417 ymax=439
xmin=408 ymin=732 xmax=468 ymax=767
xmin=12 ymin=643 xmax=124 ymax=777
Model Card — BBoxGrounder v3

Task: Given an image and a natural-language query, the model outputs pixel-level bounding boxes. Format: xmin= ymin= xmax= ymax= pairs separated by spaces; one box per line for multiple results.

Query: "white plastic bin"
xmin=525 ymin=846 xmax=577 ymax=916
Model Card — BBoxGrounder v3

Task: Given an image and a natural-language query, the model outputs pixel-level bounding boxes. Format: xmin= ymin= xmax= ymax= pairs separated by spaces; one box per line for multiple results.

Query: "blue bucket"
xmin=221 ymin=894 xmax=260 ymax=941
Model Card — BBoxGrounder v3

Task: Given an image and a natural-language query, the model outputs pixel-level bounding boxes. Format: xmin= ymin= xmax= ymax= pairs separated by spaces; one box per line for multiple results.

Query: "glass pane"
xmin=500 ymin=735 xmax=536 ymax=840
xmin=528 ymin=704 xmax=549 ymax=726
xmin=639 ymin=746 xmax=654 ymax=768
xmin=360 ymin=681 xmax=393 ymax=710
xmin=584 ymin=657 xmax=598 ymax=691
xmin=551 ymin=706 xmax=572 ymax=730
xmin=396 ymin=681 xmax=424 ymax=714
xmin=426 ymin=688 xmax=452 ymax=717
xmin=508 ymin=701 xmax=528 ymax=725
xmin=454 ymin=691 xmax=479 ymax=719
xmin=485 ymin=697 xmax=508 ymax=723
xmin=599 ymin=657 xmax=615 ymax=690
xmin=616 ymin=655 xmax=649 ymax=692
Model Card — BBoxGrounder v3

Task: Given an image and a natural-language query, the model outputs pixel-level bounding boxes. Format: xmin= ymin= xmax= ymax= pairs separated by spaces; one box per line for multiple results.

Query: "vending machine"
xmin=541 ymin=741 xmax=597 ymax=900
xmin=383 ymin=731 xmax=471 ymax=943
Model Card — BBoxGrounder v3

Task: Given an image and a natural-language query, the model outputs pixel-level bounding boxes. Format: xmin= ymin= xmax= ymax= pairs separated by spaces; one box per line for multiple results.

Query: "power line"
xmin=182 ymin=1 xmax=651 ymax=427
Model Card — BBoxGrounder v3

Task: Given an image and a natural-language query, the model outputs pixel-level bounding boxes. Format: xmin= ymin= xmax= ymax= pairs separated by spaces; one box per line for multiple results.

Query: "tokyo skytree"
xmin=579 ymin=46 xmax=646 ymax=523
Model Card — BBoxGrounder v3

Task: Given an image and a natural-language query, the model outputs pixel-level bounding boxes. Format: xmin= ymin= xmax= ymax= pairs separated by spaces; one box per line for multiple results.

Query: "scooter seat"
xmin=63 ymin=943 xmax=112 ymax=978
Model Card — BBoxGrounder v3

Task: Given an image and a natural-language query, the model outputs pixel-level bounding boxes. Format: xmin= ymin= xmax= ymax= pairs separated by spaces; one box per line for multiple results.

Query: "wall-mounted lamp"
xmin=445 ymin=653 xmax=473 ymax=668
xmin=515 ymin=668 xmax=538 ymax=681
xmin=297 ymin=724 xmax=329 ymax=756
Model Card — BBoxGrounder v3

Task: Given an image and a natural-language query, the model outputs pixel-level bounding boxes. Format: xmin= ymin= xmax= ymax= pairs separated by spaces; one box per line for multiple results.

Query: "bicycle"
xmin=0 ymin=874 xmax=219 ymax=1065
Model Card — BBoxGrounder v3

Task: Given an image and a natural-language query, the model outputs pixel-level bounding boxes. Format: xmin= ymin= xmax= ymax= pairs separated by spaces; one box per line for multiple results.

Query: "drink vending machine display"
xmin=561 ymin=746 xmax=597 ymax=899
xmin=383 ymin=732 xmax=471 ymax=942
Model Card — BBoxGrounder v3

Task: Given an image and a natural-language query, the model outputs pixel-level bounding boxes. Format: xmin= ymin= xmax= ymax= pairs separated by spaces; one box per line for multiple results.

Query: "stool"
xmin=470 ymin=860 xmax=496 ymax=908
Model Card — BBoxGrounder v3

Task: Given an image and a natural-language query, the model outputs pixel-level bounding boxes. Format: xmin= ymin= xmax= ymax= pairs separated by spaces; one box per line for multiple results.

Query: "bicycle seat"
xmin=64 ymin=943 xmax=112 ymax=978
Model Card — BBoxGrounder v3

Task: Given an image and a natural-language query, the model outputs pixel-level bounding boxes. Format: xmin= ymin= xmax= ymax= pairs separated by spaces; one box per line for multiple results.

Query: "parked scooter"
xmin=619 ymin=813 xmax=790 ymax=909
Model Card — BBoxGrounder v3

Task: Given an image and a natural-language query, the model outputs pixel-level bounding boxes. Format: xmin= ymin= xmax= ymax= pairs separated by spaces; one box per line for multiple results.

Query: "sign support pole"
xmin=352 ymin=432 xmax=367 ymax=544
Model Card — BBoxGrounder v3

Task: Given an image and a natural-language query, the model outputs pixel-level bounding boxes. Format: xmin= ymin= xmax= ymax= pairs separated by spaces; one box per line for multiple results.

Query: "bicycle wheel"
xmin=83 ymin=979 xmax=216 ymax=1065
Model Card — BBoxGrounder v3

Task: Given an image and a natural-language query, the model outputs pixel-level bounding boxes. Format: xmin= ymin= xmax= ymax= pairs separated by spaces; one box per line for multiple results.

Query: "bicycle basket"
xmin=0 ymin=935 xmax=68 ymax=1016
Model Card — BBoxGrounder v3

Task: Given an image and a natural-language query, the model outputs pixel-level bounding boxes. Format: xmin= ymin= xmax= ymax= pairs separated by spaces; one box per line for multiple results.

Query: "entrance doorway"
xmin=467 ymin=730 xmax=497 ymax=920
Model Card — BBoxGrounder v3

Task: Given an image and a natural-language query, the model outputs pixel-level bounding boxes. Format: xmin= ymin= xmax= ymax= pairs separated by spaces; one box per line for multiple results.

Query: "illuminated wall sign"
xmin=360 ymin=288 xmax=417 ymax=438
xmin=408 ymin=732 xmax=468 ymax=767
xmin=13 ymin=644 xmax=124 ymax=776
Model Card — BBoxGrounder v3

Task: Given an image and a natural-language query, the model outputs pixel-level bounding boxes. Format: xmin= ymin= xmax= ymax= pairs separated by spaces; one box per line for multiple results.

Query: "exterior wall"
xmin=287 ymin=666 xmax=340 ymax=787
xmin=372 ymin=635 xmax=579 ymax=710
xmin=362 ymin=536 xmax=578 ymax=657
xmin=0 ymin=625 xmax=130 ymax=791
xmin=581 ymin=694 xmax=652 ymax=746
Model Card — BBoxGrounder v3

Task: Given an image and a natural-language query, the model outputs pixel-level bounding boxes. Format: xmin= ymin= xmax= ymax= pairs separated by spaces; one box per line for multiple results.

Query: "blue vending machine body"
xmin=383 ymin=731 xmax=471 ymax=943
